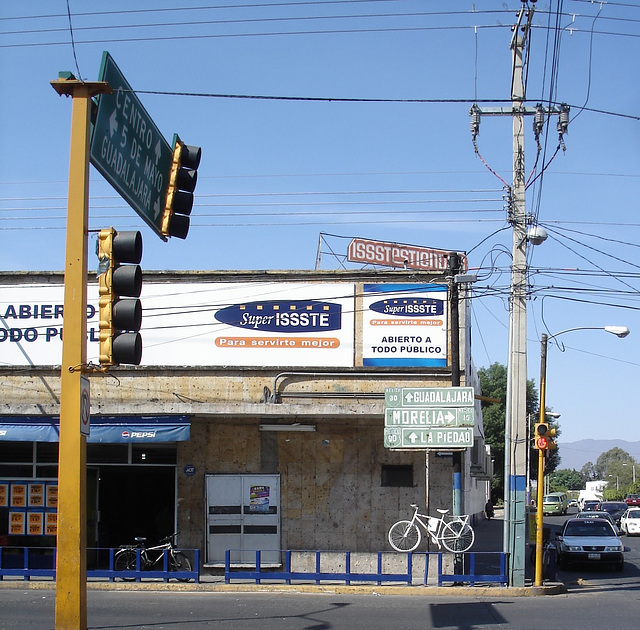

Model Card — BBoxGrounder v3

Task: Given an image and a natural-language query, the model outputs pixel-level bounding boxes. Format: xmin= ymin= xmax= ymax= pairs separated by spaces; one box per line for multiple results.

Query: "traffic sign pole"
xmin=51 ymin=76 xmax=111 ymax=630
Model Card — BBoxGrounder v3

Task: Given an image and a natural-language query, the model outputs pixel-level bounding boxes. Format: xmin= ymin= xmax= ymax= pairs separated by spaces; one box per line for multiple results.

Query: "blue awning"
xmin=0 ymin=416 xmax=190 ymax=443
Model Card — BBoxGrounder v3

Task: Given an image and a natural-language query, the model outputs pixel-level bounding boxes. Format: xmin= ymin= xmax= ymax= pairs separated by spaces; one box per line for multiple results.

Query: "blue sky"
xmin=1 ymin=1 xmax=639 ymax=456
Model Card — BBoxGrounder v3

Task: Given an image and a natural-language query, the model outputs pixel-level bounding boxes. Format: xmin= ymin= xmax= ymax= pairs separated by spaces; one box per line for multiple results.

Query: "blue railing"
xmin=224 ymin=550 xmax=508 ymax=587
xmin=0 ymin=547 xmax=199 ymax=583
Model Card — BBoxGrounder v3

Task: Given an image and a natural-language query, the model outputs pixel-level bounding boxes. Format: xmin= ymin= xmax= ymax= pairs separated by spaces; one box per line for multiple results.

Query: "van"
xmin=543 ymin=492 xmax=568 ymax=515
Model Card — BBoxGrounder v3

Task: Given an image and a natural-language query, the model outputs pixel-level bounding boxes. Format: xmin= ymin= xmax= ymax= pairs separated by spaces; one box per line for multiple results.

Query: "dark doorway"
xmin=97 ymin=466 xmax=175 ymax=549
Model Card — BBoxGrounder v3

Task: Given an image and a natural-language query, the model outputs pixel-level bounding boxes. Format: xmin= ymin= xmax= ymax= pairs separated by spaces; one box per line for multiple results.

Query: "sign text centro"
xmin=348 ymin=237 xmax=467 ymax=272
xmin=90 ymin=51 xmax=172 ymax=239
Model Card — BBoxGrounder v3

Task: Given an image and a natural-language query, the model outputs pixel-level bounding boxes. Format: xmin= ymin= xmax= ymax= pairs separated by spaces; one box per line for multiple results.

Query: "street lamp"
xmin=534 ymin=325 xmax=630 ymax=587
xmin=623 ymin=462 xmax=636 ymax=484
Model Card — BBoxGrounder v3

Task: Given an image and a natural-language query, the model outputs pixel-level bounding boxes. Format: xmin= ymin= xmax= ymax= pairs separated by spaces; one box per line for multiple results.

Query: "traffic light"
xmin=161 ymin=134 xmax=202 ymax=240
xmin=534 ymin=422 xmax=557 ymax=450
xmin=97 ymin=228 xmax=143 ymax=367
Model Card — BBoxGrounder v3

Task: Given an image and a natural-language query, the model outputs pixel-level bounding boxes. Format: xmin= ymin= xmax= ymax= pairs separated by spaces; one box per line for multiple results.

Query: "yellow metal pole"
xmin=51 ymin=77 xmax=110 ymax=630
xmin=534 ymin=334 xmax=548 ymax=586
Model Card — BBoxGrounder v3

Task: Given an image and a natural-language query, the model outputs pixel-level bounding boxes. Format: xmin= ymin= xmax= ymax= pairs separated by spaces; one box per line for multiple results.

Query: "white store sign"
xmin=0 ymin=282 xmax=355 ymax=368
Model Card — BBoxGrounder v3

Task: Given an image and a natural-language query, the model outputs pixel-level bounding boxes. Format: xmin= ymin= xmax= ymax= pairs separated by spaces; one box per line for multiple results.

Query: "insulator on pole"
xmin=469 ymin=104 xmax=481 ymax=140
xmin=557 ymin=103 xmax=570 ymax=137
xmin=533 ymin=104 xmax=545 ymax=140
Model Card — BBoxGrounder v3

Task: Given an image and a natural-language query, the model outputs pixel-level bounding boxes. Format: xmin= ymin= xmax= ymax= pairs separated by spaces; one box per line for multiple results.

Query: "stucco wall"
xmin=177 ymin=416 xmax=431 ymax=554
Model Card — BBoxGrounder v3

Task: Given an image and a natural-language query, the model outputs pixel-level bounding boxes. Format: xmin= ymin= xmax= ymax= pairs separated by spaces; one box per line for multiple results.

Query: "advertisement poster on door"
xmin=361 ymin=284 xmax=448 ymax=367
xmin=249 ymin=485 xmax=270 ymax=513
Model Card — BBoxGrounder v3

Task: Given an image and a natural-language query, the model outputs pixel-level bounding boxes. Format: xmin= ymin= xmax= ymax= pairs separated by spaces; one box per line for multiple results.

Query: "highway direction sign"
xmin=385 ymin=386 xmax=474 ymax=408
xmin=384 ymin=426 xmax=473 ymax=449
xmin=385 ymin=407 xmax=474 ymax=427
xmin=90 ymin=52 xmax=172 ymax=240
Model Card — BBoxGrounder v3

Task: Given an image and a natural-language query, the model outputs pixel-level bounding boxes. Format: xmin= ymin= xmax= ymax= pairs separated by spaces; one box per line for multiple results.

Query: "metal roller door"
xmin=206 ymin=474 xmax=280 ymax=565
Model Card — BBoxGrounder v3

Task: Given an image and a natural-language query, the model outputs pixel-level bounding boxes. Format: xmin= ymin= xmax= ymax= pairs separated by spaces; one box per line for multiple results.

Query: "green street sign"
xmin=90 ymin=52 xmax=172 ymax=240
xmin=385 ymin=386 xmax=474 ymax=408
xmin=385 ymin=407 xmax=474 ymax=428
xmin=384 ymin=426 xmax=473 ymax=449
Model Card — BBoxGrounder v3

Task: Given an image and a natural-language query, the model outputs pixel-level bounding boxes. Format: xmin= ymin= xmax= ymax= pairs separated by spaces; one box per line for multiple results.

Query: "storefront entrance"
xmin=97 ymin=466 xmax=175 ymax=550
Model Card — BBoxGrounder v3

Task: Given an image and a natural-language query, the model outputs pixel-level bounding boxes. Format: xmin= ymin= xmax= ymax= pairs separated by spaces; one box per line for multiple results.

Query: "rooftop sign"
xmin=348 ymin=237 xmax=467 ymax=272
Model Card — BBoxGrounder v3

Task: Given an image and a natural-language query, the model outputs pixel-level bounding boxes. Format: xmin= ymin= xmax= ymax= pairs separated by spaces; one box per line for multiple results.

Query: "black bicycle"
xmin=114 ymin=532 xmax=193 ymax=581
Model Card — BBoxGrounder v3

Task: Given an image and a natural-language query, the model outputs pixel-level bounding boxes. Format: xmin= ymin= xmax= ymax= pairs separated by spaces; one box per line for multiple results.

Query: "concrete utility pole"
xmin=505 ymin=9 xmax=530 ymax=589
xmin=471 ymin=3 xmax=571 ymax=586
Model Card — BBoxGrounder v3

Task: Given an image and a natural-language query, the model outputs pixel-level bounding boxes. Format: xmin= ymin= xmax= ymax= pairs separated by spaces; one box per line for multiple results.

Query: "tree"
xmin=594 ymin=448 xmax=638 ymax=496
xmin=594 ymin=447 xmax=633 ymax=479
xmin=581 ymin=461 xmax=597 ymax=481
xmin=477 ymin=363 xmax=556 ymax=499
xmin=549 ymin=469 xmax=585 ymax=492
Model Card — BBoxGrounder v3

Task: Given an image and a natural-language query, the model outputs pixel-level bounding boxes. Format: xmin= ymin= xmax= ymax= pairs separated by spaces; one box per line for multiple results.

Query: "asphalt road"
xmin=1 ymin=586 xmax=639 ymax=630
xmin=544 ymin=507 xmax=640 ymax=590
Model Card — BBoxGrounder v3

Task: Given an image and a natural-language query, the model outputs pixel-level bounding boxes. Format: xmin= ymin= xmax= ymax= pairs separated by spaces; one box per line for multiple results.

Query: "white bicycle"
xmin=388 ymin=504 xmax=475 ymax=553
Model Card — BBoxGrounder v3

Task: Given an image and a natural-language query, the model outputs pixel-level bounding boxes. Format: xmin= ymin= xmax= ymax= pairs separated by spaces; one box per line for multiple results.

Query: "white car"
xmin=556 ymin=518 xmax=624 ymax=571
xmin=620 ymin=507 xmax=640 ymax=536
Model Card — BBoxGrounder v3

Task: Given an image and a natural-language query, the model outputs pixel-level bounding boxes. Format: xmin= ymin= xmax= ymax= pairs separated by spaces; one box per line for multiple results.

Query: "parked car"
xmin=573 ymin=510 xmax=619 ymax=533
xmin=555 ymin=518 xmax=624 ymax=571
xmin=620 ymin=508 xmax=640 ymax=536
xmin=625 ymin=494 xmax=640 ymax=507
xmin=597 ymin=501 xmax=628 ymax=526
xmin=581 ymin=500 xmax=600 ymax=512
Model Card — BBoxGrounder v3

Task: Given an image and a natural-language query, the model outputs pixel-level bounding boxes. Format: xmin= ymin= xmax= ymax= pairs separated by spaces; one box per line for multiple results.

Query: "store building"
xmin=0 ymin=269 xmax=492 ymax=567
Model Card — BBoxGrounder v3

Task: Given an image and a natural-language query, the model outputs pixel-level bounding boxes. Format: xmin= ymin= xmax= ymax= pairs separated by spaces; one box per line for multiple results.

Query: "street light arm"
xmin=547 ymin=326 xmax=630 ymax=341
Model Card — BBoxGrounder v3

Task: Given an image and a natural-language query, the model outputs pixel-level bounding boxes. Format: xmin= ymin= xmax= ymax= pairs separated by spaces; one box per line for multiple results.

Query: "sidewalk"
xmin=0 ymin=509 xmax=565 ymax=596
xmin=471 ymin=507 xmax=506 ymax=553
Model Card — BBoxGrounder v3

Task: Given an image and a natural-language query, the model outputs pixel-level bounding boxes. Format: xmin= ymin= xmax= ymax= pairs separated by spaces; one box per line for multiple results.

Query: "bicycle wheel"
xmin=388 ymin=520 xmax=421 ymax=552
xmin=114 ymin=549 xmax=137 ymax=581
xmin=441 ymin=520 xmax=475 ymax=553
xmin=169 ymin=551 xmax=193 ymax=581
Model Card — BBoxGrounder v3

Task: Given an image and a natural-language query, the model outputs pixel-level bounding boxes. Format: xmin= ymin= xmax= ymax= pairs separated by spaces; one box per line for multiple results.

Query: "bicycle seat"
xmin=134 ymin=537 xmax=147 ymax=543
xmin=436 ymin=508 xmax=449 ymax=515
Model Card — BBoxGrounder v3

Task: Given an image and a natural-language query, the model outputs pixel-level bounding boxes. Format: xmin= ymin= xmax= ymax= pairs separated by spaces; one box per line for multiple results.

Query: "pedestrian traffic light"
xmin=161 ymin=134 xmax=202 ymax=240
xmin=97 ymin=228 xmax=143 ymax=367
xmin=534 ymin=422 xmax=557 ymax=450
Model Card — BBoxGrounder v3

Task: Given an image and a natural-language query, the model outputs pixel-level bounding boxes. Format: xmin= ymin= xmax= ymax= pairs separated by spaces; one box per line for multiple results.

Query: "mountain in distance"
xmin=558 ymin=439 xmax=640 ymax=471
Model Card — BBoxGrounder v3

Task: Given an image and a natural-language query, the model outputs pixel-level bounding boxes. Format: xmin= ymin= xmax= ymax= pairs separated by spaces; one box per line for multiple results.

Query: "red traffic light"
xmin=536 ymin=436 xmax=549 ymax=450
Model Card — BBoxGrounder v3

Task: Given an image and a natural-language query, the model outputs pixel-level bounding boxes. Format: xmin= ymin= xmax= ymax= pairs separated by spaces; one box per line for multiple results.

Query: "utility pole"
xmin=448 ymin=252 xmax=462 ymax=515
xmin=469 ymin=4 xmax=569 ymax=586
xmin=505 ymin=8 xmax=530 ymax=589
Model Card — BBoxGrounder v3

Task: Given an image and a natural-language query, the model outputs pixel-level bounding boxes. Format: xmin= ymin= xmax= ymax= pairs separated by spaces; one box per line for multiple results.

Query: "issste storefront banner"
xmin=0 ymin=282 xmax=355 ymax=368
xmin=361 ymin=283 xmax=448 ymax=367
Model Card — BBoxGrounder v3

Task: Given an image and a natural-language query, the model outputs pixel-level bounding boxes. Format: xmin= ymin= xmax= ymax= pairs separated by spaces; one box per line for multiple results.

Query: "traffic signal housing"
xmin=97 ymin=228 xmax=143 ymax=367
xmin=161 ymin=134 xmax=202 ymax=239
xmin=534 ymin=422 xmax=557 ymax=450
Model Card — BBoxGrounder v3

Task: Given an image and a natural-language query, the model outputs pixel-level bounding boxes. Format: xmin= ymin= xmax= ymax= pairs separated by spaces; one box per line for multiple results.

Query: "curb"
xmin=0 ymin=580 xmax=567 ymax=597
